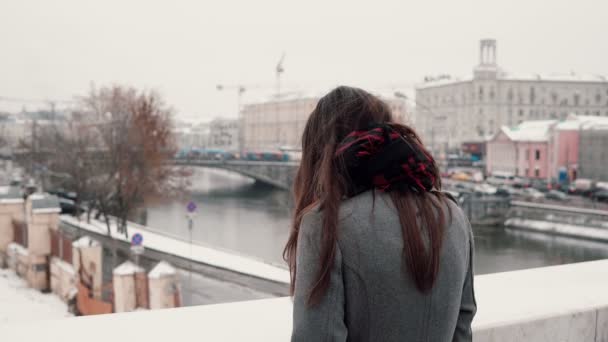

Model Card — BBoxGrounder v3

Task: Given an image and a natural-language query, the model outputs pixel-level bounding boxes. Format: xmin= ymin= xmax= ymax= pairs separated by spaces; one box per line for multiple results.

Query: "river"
xmin=145 ymin=168 xmax=608 ymax=276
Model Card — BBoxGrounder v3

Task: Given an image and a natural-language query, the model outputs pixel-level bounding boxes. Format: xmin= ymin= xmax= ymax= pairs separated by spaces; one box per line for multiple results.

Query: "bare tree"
xmin=17 ymin=85 xmax=189 ymax=266
xmin=81 ymin=85 xmax=189 ymax=237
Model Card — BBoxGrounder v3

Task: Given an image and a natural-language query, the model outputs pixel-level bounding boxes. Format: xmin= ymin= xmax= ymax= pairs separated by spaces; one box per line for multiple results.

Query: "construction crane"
xmin=275 ymin=53 xmax=285 ymax=98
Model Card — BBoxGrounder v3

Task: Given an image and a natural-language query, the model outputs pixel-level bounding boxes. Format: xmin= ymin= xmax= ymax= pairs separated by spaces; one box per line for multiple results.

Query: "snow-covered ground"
xmin=0 ymin=268 xmax=72 ymax=325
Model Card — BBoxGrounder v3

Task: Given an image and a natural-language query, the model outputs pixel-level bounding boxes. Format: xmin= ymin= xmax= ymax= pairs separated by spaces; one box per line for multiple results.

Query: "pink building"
xmin=488 ymin=115 xmax=608 ymax=181
xmin=549 ymin=119 xmax=580 ymax=182
xmin=487 ymin=121 xmax=556 ymax=179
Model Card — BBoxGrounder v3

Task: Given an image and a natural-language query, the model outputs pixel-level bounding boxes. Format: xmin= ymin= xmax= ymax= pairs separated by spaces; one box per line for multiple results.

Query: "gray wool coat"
xmin=291 ymin=190 xmax=476 ymax=342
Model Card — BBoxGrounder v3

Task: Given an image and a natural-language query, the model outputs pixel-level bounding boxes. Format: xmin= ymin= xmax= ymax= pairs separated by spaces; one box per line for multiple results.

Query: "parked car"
xmin=486 ymin=171 xmax=516 ymax=186
xmin=570 ymin=178 xmax=595 ymax=195
xmin=545 ymin=190 xmax=569 ymax=201
xmin=512 ymin=177 xmax=532 ymax=189
xmin=495 ymin=187 xmax=511 ymax=197
xmin=474 ymin=183 xmax=498 ymax=196
xmin=451 ymin=172 xmax=471 ymax=181
xmin=592 ymin=190 xmax=608 ymax=203
xmin=523 ymin=188 xmax=545 ymax=201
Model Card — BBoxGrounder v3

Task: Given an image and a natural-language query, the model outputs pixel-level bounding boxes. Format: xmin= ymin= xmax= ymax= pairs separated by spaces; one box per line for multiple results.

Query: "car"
xmin=454 ymin=182 xmax=475 ymax=191
xmin=592 ymin=190 xmax=608 ymax=203
xmin=523 ymin=188 xmax=545 ymax=200
xmin=474 ymin=183 xmax=498 ymax=195
xmin=451 ymin=172 xmax=471 ymax=181
xmin=545 ymin=190 xmax=569 ymax=201
xmin=486 ymin=172 xmax=516 ymax=186
xmin=495 ymin=187 xmax=511 ymax=197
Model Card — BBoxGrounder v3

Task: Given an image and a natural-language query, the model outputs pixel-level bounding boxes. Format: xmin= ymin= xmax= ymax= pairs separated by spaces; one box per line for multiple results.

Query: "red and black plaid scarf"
xmin=335 ymin=124 xmax=436 ymax=196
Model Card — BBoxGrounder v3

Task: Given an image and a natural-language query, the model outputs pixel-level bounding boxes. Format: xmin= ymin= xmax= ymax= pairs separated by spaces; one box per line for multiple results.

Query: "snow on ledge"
xmin=148 ymin=261 xmax=176 ymax=279
xmin=60 ymin=215 xmax=290 ymax=284
xmin=113 ymin=261 xmax=145 ymax=276
xmin=72 ymin=236 xmax=100 ymax=248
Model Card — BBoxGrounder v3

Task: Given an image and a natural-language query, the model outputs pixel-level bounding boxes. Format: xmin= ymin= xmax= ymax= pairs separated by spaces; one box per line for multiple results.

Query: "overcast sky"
xmin=1 ymin=0 xmax=607 ymax=122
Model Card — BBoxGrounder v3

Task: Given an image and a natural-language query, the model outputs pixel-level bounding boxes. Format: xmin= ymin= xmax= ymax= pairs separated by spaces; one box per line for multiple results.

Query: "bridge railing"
xmin=2 ymin=259 xmax=607 ymax=341
xmin=510 ymin=200 xmax=608 ymax=229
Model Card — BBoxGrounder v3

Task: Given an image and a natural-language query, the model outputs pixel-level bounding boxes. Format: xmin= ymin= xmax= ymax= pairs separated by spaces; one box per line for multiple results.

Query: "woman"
xmin=285 ymin=86 xmax=476 ymax=341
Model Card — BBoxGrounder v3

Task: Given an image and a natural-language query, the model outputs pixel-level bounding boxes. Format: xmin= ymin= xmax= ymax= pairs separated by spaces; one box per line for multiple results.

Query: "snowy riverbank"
xmin=0 ymin=268 xmax=72 ymax=325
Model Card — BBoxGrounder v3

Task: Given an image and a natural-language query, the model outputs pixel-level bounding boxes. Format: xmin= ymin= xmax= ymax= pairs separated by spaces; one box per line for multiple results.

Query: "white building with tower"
xmin=415 ymin=39 xmax=608 ymax=155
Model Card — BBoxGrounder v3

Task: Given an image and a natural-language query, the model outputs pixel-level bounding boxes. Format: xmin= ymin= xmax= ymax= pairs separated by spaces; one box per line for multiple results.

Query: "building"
xmin=415 ymin=39 xmax=608 ymax=155
xmin=240 ymin=91 xmax=411 ymax=151
xmin=172 ymin=122 xmax=210 ymax=150
xmin=487 ymin=120 xmax=555 ymax=179
xmin=578 ymin=121 xmax=608 ymax=181
xmin=208 ymin=118 xmax=238 ymax=151
xmin=487 ymin=115 xmax=608 ymax=181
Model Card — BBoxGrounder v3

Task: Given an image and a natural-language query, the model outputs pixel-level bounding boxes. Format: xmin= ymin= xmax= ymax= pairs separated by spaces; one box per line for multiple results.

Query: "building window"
xmin=525 ymin=168 xmax=529 ymax=176
xmin=574 ymin=92 xmax=580 ymax=106
xmin=530 ymin=87 xmax=536 ymax=104
xmin=597 ymin=92 xmax=602 ymax=104
xmin=507 ymin=88 xmax=514 ymax=102
xmin=534 ymin=167 xmax=540 ymax=177
xmin=479 ymin=86 xmax=484 ymax=101
xmin=489 ymin=87 xmax=495 ymax=100
xmin=519 ymin=109 xmax=524 ymax=116
xmin=525 ymin=149 xmax=529 ymax=160
xmin=551 ymin=92 xmax=558 ymax=104
xmin=535 ymin=149 xmax=540 ymax=160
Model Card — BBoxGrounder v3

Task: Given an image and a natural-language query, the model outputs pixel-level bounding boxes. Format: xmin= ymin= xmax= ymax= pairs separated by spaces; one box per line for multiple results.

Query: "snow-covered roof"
xmin=416 ymin=76 xmax=473 ymax=89
xmin=72 ymin=236 xmax=100 ymax=248
xmin=556 ymin=115 xmax=608 ymax=131
xmin=502 ymin=72 xmax=608 ymax=83
xmin=0 ymin=186 xmax=22 ymax=203
xmin=113 ymin=261 xmax=145 ymax=276
xmin=148 ymin=261 xmax=176 ymax=279
xmin=416 ymin=70 xmax=608 ymax=90
xmin=30 ymin=193 xmax=61 ymax=213
xmin=243 ymin=89 xmax=325 ymax=106
xmin=500 ymin=120 xmax=557 ymax=142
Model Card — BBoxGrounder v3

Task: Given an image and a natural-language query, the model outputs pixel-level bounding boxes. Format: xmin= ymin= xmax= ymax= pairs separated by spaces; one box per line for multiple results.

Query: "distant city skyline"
xmin=1 ymin=0 xmax=607 ymax=122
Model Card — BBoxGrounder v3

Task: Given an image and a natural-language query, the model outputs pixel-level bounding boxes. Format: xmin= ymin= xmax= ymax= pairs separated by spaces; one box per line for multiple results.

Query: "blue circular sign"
xmin=187 ymin=201 xmax=197 ymax=213
xmin=131 ymin=233 xmax=143 ymax=246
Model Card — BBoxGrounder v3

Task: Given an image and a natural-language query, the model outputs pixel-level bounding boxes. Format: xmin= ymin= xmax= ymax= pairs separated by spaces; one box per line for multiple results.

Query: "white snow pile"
xmin=72 ymin=235 xmax=100 ymax=248
xmin=505 ymin=218 xmax=608 ymax=242
xmin=112 ymin=261 xmax=144 ymax=276
xmin=148 ymin=261 xmax=176 ymax=279
xmin=0 ymin=268 xmax=72 ymax=326
xmin=61 ymin=215 xmax=290 ymax=284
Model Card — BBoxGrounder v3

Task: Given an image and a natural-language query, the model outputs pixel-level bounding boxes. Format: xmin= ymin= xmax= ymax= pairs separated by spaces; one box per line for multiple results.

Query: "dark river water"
xmin=145 ymin=168 xmax=608 ymax=276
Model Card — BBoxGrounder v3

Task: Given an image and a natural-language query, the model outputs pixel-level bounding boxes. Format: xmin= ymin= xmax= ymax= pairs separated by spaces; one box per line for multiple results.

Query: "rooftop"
xmin=557 ymin=114 xmax=608 ymax=130
xmin=500 ymin=120 xmax=557 ymax=142
xmin=417 ymin=70 xmax=608 ymax=89
xmin=30 ymin=193 xmax=61 ymax=213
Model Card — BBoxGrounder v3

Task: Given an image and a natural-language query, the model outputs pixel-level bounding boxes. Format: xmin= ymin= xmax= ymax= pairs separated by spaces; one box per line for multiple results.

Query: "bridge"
xmin=172 ymin=159 xmax=298 ymax=190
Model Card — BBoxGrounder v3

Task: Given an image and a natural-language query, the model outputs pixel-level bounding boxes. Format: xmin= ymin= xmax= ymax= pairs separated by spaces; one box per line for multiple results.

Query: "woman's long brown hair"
xmin=283 ymin=86 xmax=447 ymax=306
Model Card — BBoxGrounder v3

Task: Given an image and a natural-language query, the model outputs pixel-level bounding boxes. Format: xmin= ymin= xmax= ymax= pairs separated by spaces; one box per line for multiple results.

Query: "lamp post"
xmin=185 ymin=201 xmax=197 ymax=297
